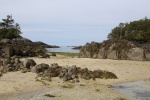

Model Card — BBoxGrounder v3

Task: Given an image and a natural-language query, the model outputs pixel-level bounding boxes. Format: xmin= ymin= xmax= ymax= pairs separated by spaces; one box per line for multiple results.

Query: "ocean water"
xmin=46 ymin=46 xmax=80 ymax=53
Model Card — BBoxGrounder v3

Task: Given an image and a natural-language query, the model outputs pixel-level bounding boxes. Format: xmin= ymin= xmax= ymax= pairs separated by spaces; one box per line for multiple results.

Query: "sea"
xmin=46 ymin=46 xmax=80 ymax=53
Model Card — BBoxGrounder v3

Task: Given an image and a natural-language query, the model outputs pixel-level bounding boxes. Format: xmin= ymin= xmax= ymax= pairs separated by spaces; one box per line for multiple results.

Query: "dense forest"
xmin=0 ymin=15 xmax=21 ymax=39
xmin=108 ymin=17 xmax=150 ymax=43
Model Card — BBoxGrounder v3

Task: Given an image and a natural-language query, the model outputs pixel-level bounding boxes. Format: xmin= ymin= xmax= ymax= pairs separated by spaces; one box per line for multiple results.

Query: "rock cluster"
xmin=80 ymin=40 xmax=150 ymax=61
xmin=0 ymin=38 xmax=49 ymax=58
xmin=29 ymin=60 xmax=118 ymax=82
xmin=0 ymin=56 xmax=22 ymax=73
xmin=0 ymin=58 xmax=118 ymax=81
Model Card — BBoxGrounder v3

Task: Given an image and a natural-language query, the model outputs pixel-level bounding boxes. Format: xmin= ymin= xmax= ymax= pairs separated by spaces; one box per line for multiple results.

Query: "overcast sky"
xmin=0 ymin=0 xmax=150 ymax=46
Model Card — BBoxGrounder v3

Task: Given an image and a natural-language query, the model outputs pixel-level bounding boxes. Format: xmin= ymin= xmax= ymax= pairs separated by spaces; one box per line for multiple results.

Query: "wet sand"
xmin=112 ymin=80 xmax=150 ymax=100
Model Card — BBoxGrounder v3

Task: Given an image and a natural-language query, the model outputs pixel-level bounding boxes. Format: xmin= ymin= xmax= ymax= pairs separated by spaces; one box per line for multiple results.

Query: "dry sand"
xmin=0 ymin=55 xmax=150 ymax=100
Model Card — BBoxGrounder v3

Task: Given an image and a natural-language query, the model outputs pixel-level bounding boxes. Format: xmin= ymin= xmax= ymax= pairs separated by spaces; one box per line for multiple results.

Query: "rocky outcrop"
xmin=34 ymin=41 xmax=60 ymax=48
xmin=0 ymin=56 xmax=22 ymax=73
xmin=0 ymin=38 xmax=48 ymax=58
xmin=0 ymin=58 xmax=118 ymax=82
xmin=80 ymin=40 xmax=150 ymax=61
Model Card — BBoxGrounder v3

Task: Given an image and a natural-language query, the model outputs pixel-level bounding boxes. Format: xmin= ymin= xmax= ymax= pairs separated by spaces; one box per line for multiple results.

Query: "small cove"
xmin=46 ymin=46 xmax=80 ymax=53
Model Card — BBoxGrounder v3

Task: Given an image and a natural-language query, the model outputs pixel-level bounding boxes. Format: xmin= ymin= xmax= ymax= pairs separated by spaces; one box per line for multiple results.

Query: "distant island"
xmin=67 ymin=46 xmax=82 ymax=50
xmin=34 ymin=41 xmax=60 ymax=48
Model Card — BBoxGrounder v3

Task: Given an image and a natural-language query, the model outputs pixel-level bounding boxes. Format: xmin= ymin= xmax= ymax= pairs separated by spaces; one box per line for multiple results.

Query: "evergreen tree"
xmin=108 ymin=18 xmax=150 ymax=43
xmin=0 ymin=15 xmax=21 ymax=39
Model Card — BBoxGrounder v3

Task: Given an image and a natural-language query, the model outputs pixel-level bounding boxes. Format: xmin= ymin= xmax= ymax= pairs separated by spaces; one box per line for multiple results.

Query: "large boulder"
xmin=31 ymin=63 xmax=49 ymax=73
xmin=23 ymin=59 xmax=36 ymax=69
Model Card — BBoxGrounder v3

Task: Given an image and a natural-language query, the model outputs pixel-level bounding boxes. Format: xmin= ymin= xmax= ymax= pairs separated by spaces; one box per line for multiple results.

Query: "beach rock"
xmin=127 ymin=48 xmax=144 ymax=61
xmin=31 ymin=66 xmax=38 ymax=73
xmin=59 ymin=68 xmax=67 ymax=78
xmin=43 ymin=64 xmax=63 ymax=77
xmin=0 ymin=39 xmax=10 ymax=44
xmin=2 ymin=46 xmax=14 ymax=58
xmin=68 ymin=65 xmax=77 ymax=76
xmin=2 ymin=59 xmax=11 ymax=66
xmin=0 ymin=66 xmax=4 ymax=72
xmin=80 ymin=40 xmax=150 ymax=61
xmin=50 ymin=63 xmax=59 ymax=68
xmin=14 ymin=57 xmax=21 ymax=64
xmin=81 ymin=72 xmax=91 ymax=80
xmin=34 ymin=63 xmax=49 ymax=73
xmin=92 ymin=69 xmax=102 ymax=78
xmin=29 ymin=62 xmax=118 ymax=82
xmin=0 ymin=38 xmax=48 ymax=58
xmin=101 ymin=71 xmax=118 ymax=79
xmin=4 ymin=64 xmax=15 ymax=71
xmin=23 ymin=59 xmax=36 ymax=69
xmin=63 ymin=74 xmax=69 ymax=81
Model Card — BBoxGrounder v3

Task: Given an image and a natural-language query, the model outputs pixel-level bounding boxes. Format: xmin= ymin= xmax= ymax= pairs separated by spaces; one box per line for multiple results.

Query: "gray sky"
xmin=0 ymin=0 xmax=150 ymax=46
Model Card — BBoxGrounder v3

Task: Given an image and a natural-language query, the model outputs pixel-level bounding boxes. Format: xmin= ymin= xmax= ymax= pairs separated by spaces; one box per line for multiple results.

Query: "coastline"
xmin=0 ymin=55 xmax=150 ymax=100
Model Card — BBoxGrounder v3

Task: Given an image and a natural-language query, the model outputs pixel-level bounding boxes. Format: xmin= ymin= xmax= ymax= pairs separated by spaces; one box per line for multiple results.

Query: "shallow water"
xmin=112 ymin=80 xmax=150 ymax=100
xmin=47 ymin=46 xmax=79 ymax=53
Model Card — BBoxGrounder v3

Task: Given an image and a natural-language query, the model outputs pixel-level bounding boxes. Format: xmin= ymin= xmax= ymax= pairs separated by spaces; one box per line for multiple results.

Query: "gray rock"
xmin=127 ymin=48 xmax=145 ymax=61
xmin=14 ymin=58 xmax=20 ymax=64
xmin=2 ymin=59 xmax=11 ymax=66
xmin=23 ymin=59 xmax=36 ymax=69
xmin=5 ymin=64 xmax=15 ymax=71
xmin=68 ymin=65 xmax=77 ymax=76
xmin=0 ymin=39 xmax=10 ymax=44
xmin=31 ymin=66 xmax=38 ymax=73
xmin=80 ymin=40 xmax=150 ymax=61
xmin=2 ymin=46 xmax=14 ymax=58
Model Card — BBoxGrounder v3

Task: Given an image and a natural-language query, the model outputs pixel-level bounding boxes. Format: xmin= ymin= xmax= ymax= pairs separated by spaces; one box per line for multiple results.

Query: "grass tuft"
xmin=61 ymin=84 xmax=74 ymax=88
xmin=44 ymin=94 xmax=56 ymax=98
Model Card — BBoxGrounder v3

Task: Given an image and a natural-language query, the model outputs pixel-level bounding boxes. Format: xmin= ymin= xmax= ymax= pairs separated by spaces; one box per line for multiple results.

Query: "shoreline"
xmin=0 ymin=56 xmax=150 ymax=100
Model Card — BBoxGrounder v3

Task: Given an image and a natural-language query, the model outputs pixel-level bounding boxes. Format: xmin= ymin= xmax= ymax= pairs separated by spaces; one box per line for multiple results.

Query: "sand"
xmin=0 ymin=55 xmax=150 ymax=100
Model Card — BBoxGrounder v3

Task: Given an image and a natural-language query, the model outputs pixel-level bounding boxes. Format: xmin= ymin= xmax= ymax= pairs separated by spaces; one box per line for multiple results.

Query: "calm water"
xmin=46 ymin=46 xmax=80 ymax=53
xmin=112 ymin=80 xmax=150 ymax=100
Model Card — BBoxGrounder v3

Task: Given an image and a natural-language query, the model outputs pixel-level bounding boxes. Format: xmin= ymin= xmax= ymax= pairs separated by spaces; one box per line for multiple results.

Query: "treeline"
xmin=108 ymin=17 xmax=150 ymax=43
xmin=0 ymin=15 xmax=21 ymax=39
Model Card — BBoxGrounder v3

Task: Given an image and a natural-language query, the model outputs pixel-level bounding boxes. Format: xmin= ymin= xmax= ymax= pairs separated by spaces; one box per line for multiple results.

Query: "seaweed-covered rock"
xmin=2 ymin=46 xmax=14 ymax=58
xmin=0 ymin=72 xmax=3 ymax=77
xmin=29 ymin=62 xmax=118 ymax=82
xmin=80 ymin=40 xmax=150 ymax=61
xmin=31 ymin=66 xmax=38 ymax=73
xmin=101 ymin=71 xmax=118 ymax=79
xmin=2 ymin=59 xmax=11 ymax=66
xmin=23 ymin=59 xmax=36 ymax=69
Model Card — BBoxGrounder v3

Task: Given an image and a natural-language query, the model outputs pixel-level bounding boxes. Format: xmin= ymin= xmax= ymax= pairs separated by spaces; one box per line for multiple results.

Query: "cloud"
xmin=0 ymin=0 xmax=150 ymax=45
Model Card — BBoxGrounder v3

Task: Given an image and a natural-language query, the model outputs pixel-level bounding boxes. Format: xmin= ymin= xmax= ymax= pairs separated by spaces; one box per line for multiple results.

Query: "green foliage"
xmin=44 ymin=94 xmax=56 ymax=98
xmin=61 ymin=84 xmax=74 ymax=88
xmin=0 ymin=15 xmax=21 ymax=39
xmin=108 ymin=17 xmax=150 ymax=43
xmin=54 ymin=52 xmax=79 ymax=57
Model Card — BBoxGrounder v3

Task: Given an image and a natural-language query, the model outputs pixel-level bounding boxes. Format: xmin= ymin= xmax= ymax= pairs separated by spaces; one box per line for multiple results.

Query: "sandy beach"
xmin=0 ymin=55 xmax=150 ymax=100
